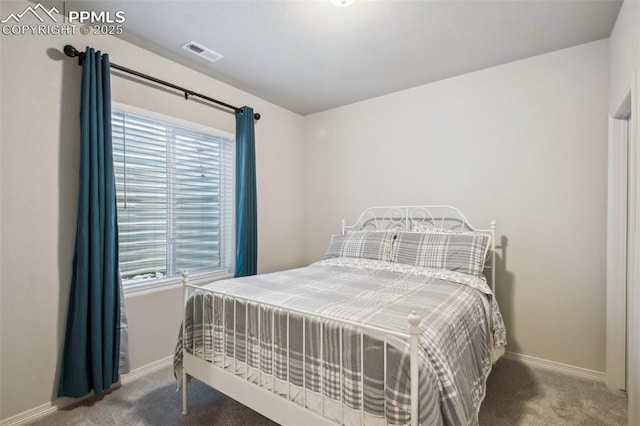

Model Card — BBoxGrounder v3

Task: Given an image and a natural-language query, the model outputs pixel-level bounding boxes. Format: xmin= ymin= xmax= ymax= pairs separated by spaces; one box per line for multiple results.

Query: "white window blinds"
xmin=112 ymin=109 xmax=234 ymax=286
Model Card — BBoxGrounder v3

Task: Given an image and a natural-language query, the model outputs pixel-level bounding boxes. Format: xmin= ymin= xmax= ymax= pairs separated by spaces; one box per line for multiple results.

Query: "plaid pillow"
xmin=324 ymin=231 xmax=395 ymax=261
xmin=391 ymin=231 xmax=490 ymax=277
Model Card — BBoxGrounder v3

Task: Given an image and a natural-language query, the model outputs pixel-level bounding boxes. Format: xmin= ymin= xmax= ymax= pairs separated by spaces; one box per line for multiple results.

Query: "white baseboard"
xmin=0 ymin=356 xmax=173 ymax=426
xmin=503 ymin=351 xmax=606 ymax=382
xmin=120 ymin=355 xmax=173 ymax=385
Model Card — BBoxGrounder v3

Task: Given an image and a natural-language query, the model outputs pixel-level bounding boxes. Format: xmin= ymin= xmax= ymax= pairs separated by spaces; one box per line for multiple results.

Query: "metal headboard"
xmin=341 ymin=205 xmax=497 ymax=292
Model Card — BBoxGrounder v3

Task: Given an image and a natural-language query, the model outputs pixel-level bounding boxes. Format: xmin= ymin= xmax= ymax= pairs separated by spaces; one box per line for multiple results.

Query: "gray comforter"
xmin=174 ymin=258 xmax=506 ymax=426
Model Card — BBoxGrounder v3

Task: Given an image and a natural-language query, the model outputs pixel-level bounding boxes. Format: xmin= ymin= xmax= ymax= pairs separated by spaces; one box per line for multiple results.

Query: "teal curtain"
xmin=235 ymin=107 xmax=257 ymax=276
xmin=58 ymin=48 xmax=122 ymax=397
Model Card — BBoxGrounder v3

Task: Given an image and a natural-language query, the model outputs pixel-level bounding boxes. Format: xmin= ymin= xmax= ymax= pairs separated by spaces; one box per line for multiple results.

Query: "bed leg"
xmin=182 ymin=371 xmax=190 ymax=415
xmin=181 ymin=270 xmax=190 ymax=416
xmin=409 ymin=311 xmax=422 ymax=426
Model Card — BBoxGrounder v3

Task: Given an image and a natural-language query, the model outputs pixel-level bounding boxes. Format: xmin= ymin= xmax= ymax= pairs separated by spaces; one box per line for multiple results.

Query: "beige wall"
xmin=304 ymin=40 xmax=609 ymax=372
xmin=0 ymin=1 xmax=306 ymax=420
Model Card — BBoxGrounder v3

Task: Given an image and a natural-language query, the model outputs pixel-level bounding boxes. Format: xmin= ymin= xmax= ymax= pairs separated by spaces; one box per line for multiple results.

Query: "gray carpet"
xmin=30 ymin=358 xmax=627 ymax=425
xmin=479 ymin=359 xmax=626 ymax=425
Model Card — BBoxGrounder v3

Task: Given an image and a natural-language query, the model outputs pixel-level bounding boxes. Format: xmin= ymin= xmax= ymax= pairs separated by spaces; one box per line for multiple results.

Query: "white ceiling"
xmin=63 ymin=0 xmax=622 ymax=116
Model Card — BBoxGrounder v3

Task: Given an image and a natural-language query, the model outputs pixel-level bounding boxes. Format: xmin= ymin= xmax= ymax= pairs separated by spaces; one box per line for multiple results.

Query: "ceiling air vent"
xmin=182 ymin=41 xmax=223 ymax=64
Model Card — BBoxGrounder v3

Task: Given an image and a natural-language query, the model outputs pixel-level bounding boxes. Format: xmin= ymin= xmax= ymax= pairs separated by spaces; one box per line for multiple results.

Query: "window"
xmin=112 ymin=107 xmax=235 ymax=288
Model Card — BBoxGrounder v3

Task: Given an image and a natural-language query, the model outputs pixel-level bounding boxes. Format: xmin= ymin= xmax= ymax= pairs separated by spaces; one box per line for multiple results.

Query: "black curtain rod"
xmin=63 ymin=45 xmax=261 ymax=121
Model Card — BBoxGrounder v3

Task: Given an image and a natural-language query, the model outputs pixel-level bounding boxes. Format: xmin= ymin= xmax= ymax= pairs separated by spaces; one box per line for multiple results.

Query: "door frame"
xmin=629 ymin=70 xmax=640 ymax=426
xmin=606 ymin=84 xmax=633 ymax=392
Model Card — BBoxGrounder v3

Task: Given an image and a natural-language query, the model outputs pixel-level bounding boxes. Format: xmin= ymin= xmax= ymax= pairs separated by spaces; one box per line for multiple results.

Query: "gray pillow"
xmin=324 ymin=231 xmax=395 ymax=261
xmin=391 ymin=231 xmax=490 ymax=277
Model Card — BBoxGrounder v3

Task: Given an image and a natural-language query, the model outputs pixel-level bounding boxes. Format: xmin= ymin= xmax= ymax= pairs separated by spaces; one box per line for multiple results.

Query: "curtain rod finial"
xmin=254 ymin=113 xmax=261 ymax=121
xmin=64 ymin=45 xmax=79 ymax=57
xmin=63 ymin=45 xmax=85 ymax=65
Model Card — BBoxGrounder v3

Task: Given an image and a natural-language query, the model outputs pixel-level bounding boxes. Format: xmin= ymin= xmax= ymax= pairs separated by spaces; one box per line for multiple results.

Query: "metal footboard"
xmin=180 ymin=271 xmax=423 ymax=426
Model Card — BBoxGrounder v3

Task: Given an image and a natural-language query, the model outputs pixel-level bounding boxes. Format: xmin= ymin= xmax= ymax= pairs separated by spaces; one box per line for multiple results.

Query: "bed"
xmin=174 ymin=205 xmax=506 ymax=426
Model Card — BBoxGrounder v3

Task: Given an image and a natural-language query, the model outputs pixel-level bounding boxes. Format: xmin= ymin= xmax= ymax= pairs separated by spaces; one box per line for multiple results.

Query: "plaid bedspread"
xmin=174 ymin=258 xmax=506 ymax=426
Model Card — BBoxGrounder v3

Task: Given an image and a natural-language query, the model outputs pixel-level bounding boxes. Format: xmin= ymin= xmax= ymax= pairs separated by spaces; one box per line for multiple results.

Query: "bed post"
xmin=408 ymin=311 xmax=422 ymax=426
xmin=182 ymin=270 xmax=190 ymax=416
xmin=490 ymin=220 xmax=496 ymax=294
xmin=341 ymin=218 xmax=346 ymax=235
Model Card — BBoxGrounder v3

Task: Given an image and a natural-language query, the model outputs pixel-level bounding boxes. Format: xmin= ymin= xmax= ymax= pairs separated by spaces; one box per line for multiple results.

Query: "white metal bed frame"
xmin=180 ymin=205 xmax=496 ymax=426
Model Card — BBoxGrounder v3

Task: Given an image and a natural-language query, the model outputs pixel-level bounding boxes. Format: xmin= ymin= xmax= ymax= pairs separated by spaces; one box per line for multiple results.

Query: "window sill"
xmin=124 ymin=271 xmax=235 ymax=298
